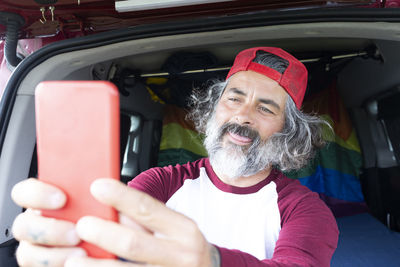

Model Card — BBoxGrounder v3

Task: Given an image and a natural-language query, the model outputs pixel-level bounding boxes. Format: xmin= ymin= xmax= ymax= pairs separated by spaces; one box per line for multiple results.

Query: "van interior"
xmin=1 ymin=21 xmax=400 ymax=266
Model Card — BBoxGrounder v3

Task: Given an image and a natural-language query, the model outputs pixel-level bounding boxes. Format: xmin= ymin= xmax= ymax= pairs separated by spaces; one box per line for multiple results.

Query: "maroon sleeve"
xmin=127 ymin=159 xmax=203 ymax=203
xmin=127 ymin=166 xmax=173 ymax=203
xmin=216 ymin=178 xmax=339 ymax=267
xmin=272 ymin=180 xmax=339 ymax=266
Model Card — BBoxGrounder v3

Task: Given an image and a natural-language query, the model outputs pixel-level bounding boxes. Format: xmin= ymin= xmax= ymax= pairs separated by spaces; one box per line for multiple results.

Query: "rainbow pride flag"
xmin=158 ymin=104 xmax=208 ymax=167
xmin=287 ymin=81 xmax=366 ymax=216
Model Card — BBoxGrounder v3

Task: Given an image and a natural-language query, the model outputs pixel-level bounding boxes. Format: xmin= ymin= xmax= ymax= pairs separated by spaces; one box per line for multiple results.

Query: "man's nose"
xmin=233 ymin=104 xmax=254 ymax=125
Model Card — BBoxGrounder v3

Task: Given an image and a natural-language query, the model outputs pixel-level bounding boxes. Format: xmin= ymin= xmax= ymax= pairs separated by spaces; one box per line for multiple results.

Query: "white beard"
xmin=209 ymin=143 xmax=252 ymax=179
xmin=204 ymin=115 xmax=278 ymax=179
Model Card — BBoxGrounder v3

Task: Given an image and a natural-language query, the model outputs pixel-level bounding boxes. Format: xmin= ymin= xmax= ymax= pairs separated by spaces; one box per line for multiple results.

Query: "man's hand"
xmin=11 ymin=178 xmax=87 ymax=266
xmin=11 ymin=178 xmax=220 ymax=267
xmin=66 ymin=178 xmax=220 ymax=267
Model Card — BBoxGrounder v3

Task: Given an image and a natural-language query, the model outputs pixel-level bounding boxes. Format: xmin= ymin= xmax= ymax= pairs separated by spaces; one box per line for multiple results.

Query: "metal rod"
xmin=135 ymin=51 xmax=369 ymax=78
xmin=140 ymin=66 xmax=231 ymax=77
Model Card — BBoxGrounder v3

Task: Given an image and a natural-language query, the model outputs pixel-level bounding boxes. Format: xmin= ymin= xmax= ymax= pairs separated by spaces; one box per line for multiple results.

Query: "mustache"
xmin=218 ymin=122 xmax=260 ymax=142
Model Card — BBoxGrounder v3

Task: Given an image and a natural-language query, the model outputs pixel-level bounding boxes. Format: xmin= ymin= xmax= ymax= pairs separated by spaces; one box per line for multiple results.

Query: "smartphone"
xmin=35 ymin=81 xmax=120 ymax=258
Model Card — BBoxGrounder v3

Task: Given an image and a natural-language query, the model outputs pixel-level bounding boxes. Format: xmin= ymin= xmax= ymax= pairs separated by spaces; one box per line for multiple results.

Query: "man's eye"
xmin=228 ymin=97 xmax=240 ymax=102
xmin=259 ymin=106 xmax=273 ymax=114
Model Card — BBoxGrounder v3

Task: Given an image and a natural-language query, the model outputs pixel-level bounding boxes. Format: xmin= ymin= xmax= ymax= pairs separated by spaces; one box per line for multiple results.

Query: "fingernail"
xmin=49 ymin=192 xmax=66 ymax=208
xmin=75 ymin=216 xmax=96 ymax=240
xmin=66 ymin=228 xmax=80 ymax=245
xmin=75 ymin=217 xmax=88 ymax=237
xmin=90 ymin=179 xmax=111 ymax=198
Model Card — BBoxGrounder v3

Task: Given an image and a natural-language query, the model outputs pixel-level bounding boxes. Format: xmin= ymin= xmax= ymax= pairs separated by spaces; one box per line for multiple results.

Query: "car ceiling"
xmin=10 ymin=21 xmax=400 ymax=106
xmin=0 ymin=0 xmax=382 ymax=39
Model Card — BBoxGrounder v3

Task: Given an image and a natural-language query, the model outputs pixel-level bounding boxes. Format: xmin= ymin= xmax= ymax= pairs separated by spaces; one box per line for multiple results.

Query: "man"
xmin=11 ymin=47 xmax=338 ymax=267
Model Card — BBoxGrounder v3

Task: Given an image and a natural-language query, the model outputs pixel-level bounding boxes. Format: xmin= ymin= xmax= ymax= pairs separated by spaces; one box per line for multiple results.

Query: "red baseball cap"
xmin=226 ymin=47 xmax=308 ymax=109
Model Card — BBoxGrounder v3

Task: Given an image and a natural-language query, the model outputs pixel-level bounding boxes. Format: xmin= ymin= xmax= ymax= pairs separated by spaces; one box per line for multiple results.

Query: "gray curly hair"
xmin=187 ymin=51 xmax=329 ymax=171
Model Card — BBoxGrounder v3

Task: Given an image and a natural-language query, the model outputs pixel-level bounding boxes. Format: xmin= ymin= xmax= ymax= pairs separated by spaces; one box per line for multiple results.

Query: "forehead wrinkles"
xmin=226 ymin=71 xmax=288 ymax=105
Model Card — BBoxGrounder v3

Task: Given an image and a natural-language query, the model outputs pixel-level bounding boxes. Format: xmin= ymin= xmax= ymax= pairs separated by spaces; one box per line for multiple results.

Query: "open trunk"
xmin=1 ymin=8 xmax=400 ymax=266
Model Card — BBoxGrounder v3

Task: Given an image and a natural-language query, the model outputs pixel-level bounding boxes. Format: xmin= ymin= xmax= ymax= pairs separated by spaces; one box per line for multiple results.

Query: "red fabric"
xmin=227 ymin=47 xmax=308 ymax=109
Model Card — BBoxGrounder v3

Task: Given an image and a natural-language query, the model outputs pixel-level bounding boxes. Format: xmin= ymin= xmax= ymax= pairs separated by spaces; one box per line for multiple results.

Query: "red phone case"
xmin=35 ymin=81 xmax=120 ymax=258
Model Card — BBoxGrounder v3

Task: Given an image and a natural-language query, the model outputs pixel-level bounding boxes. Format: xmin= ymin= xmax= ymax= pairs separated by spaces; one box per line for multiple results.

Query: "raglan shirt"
xmin=128 ymin=158 xmax=339 ymax=267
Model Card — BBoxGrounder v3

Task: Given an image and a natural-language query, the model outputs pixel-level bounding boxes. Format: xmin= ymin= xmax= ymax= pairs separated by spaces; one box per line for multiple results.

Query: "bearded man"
xmin=12 ymin=47 xmax=339 ymax=267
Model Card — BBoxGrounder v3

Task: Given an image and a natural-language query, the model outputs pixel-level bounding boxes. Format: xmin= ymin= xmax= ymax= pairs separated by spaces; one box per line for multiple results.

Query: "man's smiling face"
xmin=215 ymin=70 xmax=287 ymax=148
xmin=204 ymin=70 xmax=289 ymax=179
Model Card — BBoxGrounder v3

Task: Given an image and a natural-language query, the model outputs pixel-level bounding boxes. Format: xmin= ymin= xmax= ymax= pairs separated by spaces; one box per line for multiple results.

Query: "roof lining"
xmin=16 ymin=21 xmax=400 ymax=96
